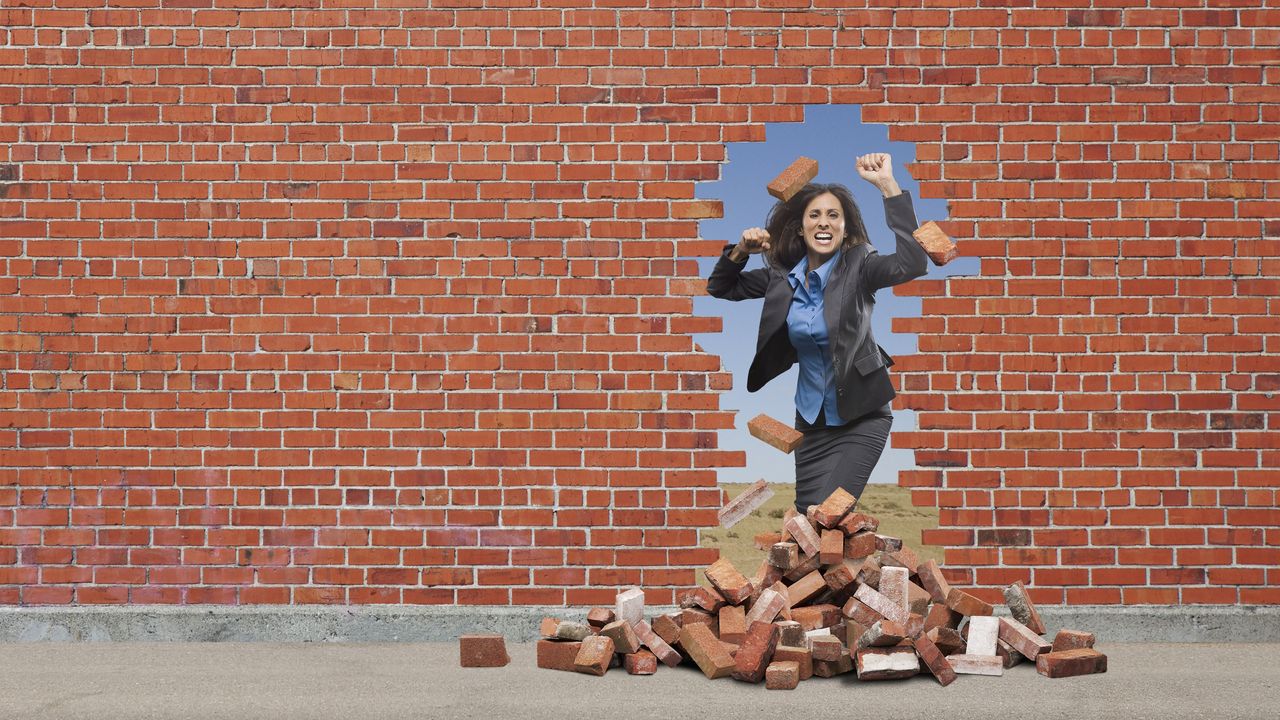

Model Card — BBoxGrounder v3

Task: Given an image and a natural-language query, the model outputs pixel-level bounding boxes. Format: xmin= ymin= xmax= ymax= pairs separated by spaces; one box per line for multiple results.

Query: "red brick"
xmin=928 ymin=627 xmax=964 ymax=655
xmin=678 ymin=585 xmax=725 ymax=613
xmin=767 ymin=156 xmax=819 ymax=202
xmin=652 ymin=612 xmax=683 ymax=646
xmin=774 ymin=620 xmax=806 ymax=648
xmin=718 ymin=604 xmax=747 ymax=644
xmin=812 ymin=487 xmax=857 ymax=528
xmin=747 ymin=413 xmax=803 ymax=453
xmin=812 ymin=647 xmax=854 ymax=677
xmin=879 ymin=546 xmax=920 ymax=574
xmin=574 ymin=635 xmax=615 ymax=676
xmin=766 ymin=660 xmax=801 ymax=689
xmin=857 ymin=619 xmax=907 ymax=648
xmin=819 ymin=530 xmax=843 ymax=565
xmin=718 ymin=479 xmax=776 ymax=529
xmin=854 ymin=584 xmax=909 ymax=625
xmin=786 ymin=570 xmax=827 ymax=608
xmin=998 ymin=617 xmax=1051 ymax=660
xmin=844 ymin=531 xmax=877 ymax=559
xmin=536 ymin=639 xmax=581 ymax=672
xmin=783 ymin=553 xmax=822 ymax=584
xmin=923 ymin=603 xmax=961 ymax=633
xmin=855 ymin=647 xmax=918 ymax=680
xmin=945 ymin=587 xmax=994 ymax=617
xmin=705 ymin=558 xmax=754 ymax=604
xmin=906 ymin=582 xmax=931 ymax=616
xmin=538 ymin=616 xmax=560 ymax=638
xmin=680 ymin=622 xmax=736 ymax=679
xmin=754 ymin=532 xmax=783 ymax=551
xmin=731 ymin=621 xmax=779 ymax=683
xmin=996 ymin=638 xmax=1024 ymax=668
xmin=600 ymin=619 xmax=642 ymax=654
xmin=624 ymin=649 xmax=657 ymax=675
xmin=1036 ymin=648 xmax=1108 ymax=678
xmin=784 ymin=515 xmax=821 ymax=556
xmin=745 ymin=584 xmax=786 ymax=626
xmin=842 ymin=596 xmax=883 ymax=627
xmin=459 ymin=634 xmax=510 ymax=668
xmin=769 ymin=542 xmax=801 ymax=571
xmin=913 ymin=633 xmax=957 ymax=686
xmin=1003 ymin=580 xmax=1047 ymax=634
xmin=912 ymin=221 xmax=958 ymax=265
xmin=946 ymin=653 xmax=1004 ymax=676
xmin=772 ymin=645 xmax=813 ymax=681
xmin=916 ymin=559 xmax=953 ymax=604
xmin=681 ymin=607 xmax=717 ymax=634
xmin=809 ymin=634 xmax=844 ymax=662
xmin=836 ymin=512 xmax=879 ymax=535
xmin=789 ymin=604 xmax=840 ymax=632
xmin=1051 ymin=628 xmax=1097 ymax=652
xmin=586 ymin=607 xmax=615 ymax=629
xmin=634 ymin=619 xmax=682 ymax=668
xmin=878 ymin=566 xmax=910 ymax=615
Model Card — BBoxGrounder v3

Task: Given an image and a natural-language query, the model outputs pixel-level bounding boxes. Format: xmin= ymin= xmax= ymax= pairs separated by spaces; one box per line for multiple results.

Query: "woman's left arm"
xmin=856 ymin=153 xmax=930 ymax=293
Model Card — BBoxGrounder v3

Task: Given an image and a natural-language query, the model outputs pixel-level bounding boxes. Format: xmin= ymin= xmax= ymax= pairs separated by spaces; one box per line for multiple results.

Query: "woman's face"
xmin=801 ymin=192 xmax=845 ymax=264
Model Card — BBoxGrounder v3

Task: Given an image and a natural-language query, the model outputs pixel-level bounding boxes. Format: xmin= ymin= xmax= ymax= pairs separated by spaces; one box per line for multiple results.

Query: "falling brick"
xmin=767 ymin=156 xmax=820 ymax=202
xmin=912 ymin=220 xmax=959 ymax=266
xmin=718 ymin=478 xmax=775 ymax=529
xmin=459 ymin=635 xmax=510 ymax=668
xmin=747 ymin=413 xmax=804 ymax=453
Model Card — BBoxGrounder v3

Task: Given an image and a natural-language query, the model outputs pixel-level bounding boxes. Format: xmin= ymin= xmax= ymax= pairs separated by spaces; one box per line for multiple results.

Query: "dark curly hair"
xmin=763 ymin=183 xmax=870 ymax=272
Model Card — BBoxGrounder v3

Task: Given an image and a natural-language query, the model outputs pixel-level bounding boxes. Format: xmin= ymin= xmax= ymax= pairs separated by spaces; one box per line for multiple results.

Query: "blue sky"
xmin=690 ymin=104 xmax=980 ymax=484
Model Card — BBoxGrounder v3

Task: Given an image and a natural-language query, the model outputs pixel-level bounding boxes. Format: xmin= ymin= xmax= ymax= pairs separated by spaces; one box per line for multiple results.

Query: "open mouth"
xmin=814 ymin=232 xmax=833 ymax=244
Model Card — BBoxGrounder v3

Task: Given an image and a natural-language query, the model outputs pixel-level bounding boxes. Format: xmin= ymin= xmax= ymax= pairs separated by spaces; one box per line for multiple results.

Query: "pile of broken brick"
xmin=460 ymin=482 xmax=1106 ymax=687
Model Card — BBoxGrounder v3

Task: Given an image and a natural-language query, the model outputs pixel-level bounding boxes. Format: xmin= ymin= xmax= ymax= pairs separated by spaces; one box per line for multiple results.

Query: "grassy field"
xmin=701 ymin=483 xmax=941 ymax=580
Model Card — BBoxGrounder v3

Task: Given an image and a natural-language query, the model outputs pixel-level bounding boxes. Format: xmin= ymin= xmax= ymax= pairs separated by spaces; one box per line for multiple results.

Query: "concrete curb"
xmin=1 ymin=605 xmax=1277 ymax=643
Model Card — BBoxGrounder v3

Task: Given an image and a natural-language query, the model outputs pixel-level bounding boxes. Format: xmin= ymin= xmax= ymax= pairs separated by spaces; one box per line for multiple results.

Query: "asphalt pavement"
xmin=1 ymin=642 xmax=1276 ymax=720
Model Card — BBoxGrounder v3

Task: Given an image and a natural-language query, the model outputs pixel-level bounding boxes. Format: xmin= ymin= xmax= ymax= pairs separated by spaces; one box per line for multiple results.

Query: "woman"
xmin=706 ymin=153 xmax=930 ymax=513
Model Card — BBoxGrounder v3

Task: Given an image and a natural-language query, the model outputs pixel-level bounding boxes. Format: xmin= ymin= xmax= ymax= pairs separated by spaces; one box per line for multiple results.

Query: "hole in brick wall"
xmin=689 ymin=105 xmax=979 ymax=558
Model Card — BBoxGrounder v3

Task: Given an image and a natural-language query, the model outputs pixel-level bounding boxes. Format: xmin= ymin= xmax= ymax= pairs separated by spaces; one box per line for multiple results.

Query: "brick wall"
xmin=0 ymin=2 xmax=1276 ymax=608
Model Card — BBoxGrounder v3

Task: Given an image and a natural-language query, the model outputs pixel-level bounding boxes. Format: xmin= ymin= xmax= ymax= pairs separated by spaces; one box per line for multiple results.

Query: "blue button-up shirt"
xmin=786 ymin=250 xmax=846 ymax=427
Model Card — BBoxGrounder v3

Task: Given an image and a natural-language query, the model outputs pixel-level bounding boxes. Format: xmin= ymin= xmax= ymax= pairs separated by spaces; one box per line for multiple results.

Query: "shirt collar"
xmin=787 ymin=248 xmax=842 ymax=291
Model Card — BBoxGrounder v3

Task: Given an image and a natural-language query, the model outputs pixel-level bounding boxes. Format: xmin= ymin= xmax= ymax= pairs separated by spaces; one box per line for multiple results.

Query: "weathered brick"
xmin=1051 ymin=628 xmax=1097 ymax=652
xmin=879 ymin=546 xmax=920 ymax=574
xmin=772 ymin=645 xmax=813 ymax=680
xmin=836 ymin=511 xmax=879 ymax=535
xmin=996 ymin=638 xmax=1024 ymax=668
xmin=718 ymin=478 xmax=776 ymax=529
xmin=766 ymin=660 xmax=800 ymax=689
xmin=718 ymin=604 xmax=747 ymax=644
xmin=680 ymin=622 xmax=736 ymax=679
xmin=574 ymin=635 xmax=615 ymax=676
xmin=842 ymin=596 xmax=883 ymax=627
xmin=812 ymin=487 xmax=857 ymax=528
xmin=808 ymin=634 xmax=843 ymax=661
xmin=906 ymin=581 xmax=931 ymax=616
xmin=745 ymin=584 xmax=787 ymax=626
xmin=705 ymin=558 xmax=754 ymax=604
xmin=812 ymin=647 xmax=854 ymax=677
xmin=916 ymin=559 xmax=953 ymax=604
xmin=855 ymin=556 xmax=882 ymax=589
xmin=875 ymin=534 xmax=903 ymax=553
xmin=652 ymin=612 xmax=683 ymax=646
xmin=819 ymin=530 xmax=844 ymax=565
xmin=554 ymin=621 xmax=593 ymax=642
xmin=999 ymin=616 xmax=1051 ymax=660
xmin=965 ymin=615 xmax=1000 ymax=656
xmin=767 ymin=156 xmax=819 ymax=202
xmin=678 ymin=585 xmax=725 ymax=613
xmin=754 ymin=531 xmax=783 ymax=551
xmin=913 ymin=633 xmax=957 ymax=686
xmin=854 ymin=583 xmax=909 ymax=625
xmin=586 ymin=607 xmax=615 ymax=630
xmin=946 ymin=587 xmax=994 ymax=617
xmin=769 ymin=542 xmax=801 ymax=571
xmin=855 ymin=646 xmax=918 ymax=680
xmin=600 ymin=619 xmax=642 ymax=655
xmin=1004 ymin=580 xmax=1047 ymax=635
xmin=750 ymin=558 xmax=784 ymax=606
xmin=912 ymin=220 xmax=959 ymax=266
xmin=924 ymin=602 xmax=962 ymax=633
xmin=775 ymin=620 xmax=806 ymax=648
xmin=783 ymin=552 xmax=822 ymax=584
xmin=784 ymin=515 xmax=822 ymax=557
xmin=459 ymin=634 xmax=510 ymax=668
xmin=946 ymin=653 xmax=1004 ymax=676
xmin=732 ymin=621 xmax=780 ymax=683
xmin=624 ymin=649 xmax=657 ymax=675
xmin=747 ymin=413 xmax=804 ymax=453
xmin=634 ymin=619 xmax=682 ymax=668
xmin=779 ymin=507 xmax=798 ymax=542
xmin=681 ymin=607 xmax=717 ymax=634
xmin=856 ymin=619 xmax=907 ymax=649
xmin=879 ymin=566 xmax=910 ymax=615
xmin=928 ymin=626 xmax=965 ymax=655
xmin=538 ymin=616 xmax=560 ymax=638
xmin=1036 ymin=648 xmax=1108 ymax=678
xmin=615 ymin=586 xmax=645 ymax=627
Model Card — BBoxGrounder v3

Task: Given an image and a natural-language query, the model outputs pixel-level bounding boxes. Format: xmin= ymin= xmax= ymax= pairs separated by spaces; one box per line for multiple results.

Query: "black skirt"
xmin=793 ymin=403 xmax=893 ymax=513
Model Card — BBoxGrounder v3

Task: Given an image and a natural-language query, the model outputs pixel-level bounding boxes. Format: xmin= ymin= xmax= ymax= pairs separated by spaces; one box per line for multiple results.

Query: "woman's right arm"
xmin=707 ymin=230 xmax=771 ymax=300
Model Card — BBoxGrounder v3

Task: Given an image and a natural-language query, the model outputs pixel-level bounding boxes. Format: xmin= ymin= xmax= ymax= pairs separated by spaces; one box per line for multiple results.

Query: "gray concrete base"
xmin=2 ymin=604 xmax=1278 ymax=643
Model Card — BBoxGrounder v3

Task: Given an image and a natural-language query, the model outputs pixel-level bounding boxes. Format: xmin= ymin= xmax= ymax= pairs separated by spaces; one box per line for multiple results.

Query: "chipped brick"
xmin=635 ymin=619 xmax=682 ymax=668
xmin=600 ymin=619 xmax=642 ymax=655
xmin=946 ymin=653 xmax=1004 ymax=676
xmin=945 ymin=587 xmax=994 ymax=617
xmin=680 ymin=622 xmax=736 ymax=679
xmin=718 ymin=478 xmax=776 ymax=529
xmin=999 ymin=617 xmax=1052 ymax=661
xmin=913 ymin=633 xmax=957 ymax=686
xmin=574 ymin=635 xmax=615 ymax=676
xmin=766 ymin=660 xmax=801 ymax=689
xmin=855 ymin=646 xmax=918 ymax=680
xmin=624 ymin=649 xmax=657 ymax=675
xmin=1004 ymin=580 xmax=1047 ymax=635
xmin=812 ymin=487 xmax=857 ymax=528
xmin=554 ymin=621 xmax=593 ymax=642
xmin=459 ymin=634 xmax=510 ymax=668
xmin=1051 ymin=628 xmax=1097 ymax=653
xmin=770 ymin=542 xmax=801 ymax=571
xmin=767 ymin=156 xmax=820 ymax=202
xmin=836 ymin=511 xmax=879 ymax=535
xmin=1036 ymin=648 xmax=1108 ymax=678
xmin=784 ymin=515 xmax=822 ymax=556
xmin=586 ymin=607 xmax=615 ymax=629
xmin=705 ymin=558 xmax=754 ymax=604
xmin=747 ymin=413 xmax=804 ymax=453
xmin=772 ymin=645 xmax=813 ymax=681
xmin=732 ymin=621 xmax=780 ymax=683
xmin=912 ymin=220 xmax=959 ymax=266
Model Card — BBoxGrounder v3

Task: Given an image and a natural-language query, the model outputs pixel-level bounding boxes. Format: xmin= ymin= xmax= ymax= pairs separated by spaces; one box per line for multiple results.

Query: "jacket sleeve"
xmin=706 ymin=243 xmax=770 ymax=300
xmin=862 ymin=190 xmax=930 ymax=293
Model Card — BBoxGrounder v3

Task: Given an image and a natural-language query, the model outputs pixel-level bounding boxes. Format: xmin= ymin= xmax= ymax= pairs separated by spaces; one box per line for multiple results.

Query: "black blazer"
xmin=706 ymin=191 xmax=929 ymax=422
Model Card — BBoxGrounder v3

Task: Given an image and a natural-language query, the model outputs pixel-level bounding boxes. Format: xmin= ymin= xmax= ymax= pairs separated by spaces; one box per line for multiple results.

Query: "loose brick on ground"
xmin=1036 ymin=648 xmax=1108 ymax=678
xmin=705 ymin=557 xmax=754 ymax=604
xmin=574 ymin=635 xmax=615 ymax=677
xmin=916 ymin=559 xmax=953 ymax=604
xmin=855 ymin=647 xmax=918 ymax=680
xmin=732 ymin=621 xmax=780 ymax=683
xmin=459 ymin=635 xmax=510 ymax=668
xmin=634 ymin=620 xmax=682 ymax=668
xmin=1004 ymin=580 xmax=1047 ymax=634
xmin=772 ymin=645 xmax=813 ymax=681
xmin=600 ymin=619 xmax=642 ymax=655
xmin=747 ymin=413 xmax=804 ymax=453
xmin=745 ymin=584 xmax=787 ymax=626
xmin=536 ymin=639 xmax=582 ymax=672
xmin=586 ymin=607 xmax=615 ymax=629
xmin=775 ymin=620 xmax=806 ymax=648
xmin=680 ymin=622 xmax=736 ymax=679
xmin=616 ymin=586 xmax=645 ymax=627
xmin=652 ymin=612 xmax=682 ymax=646
xmin=854 ymin=583 xmax=909 ymax=625
xmin=996 ymin=638 xmax=1024 ymax=668
xmin=998 ymin=617 xmax=1051 ymax=660
xmin=1051 ymin=629 xmax=1097 ymax=653
xmin=945 ymin=587 xmax=994 ymax=617
xmin=767 ymin=156 xmax=819 ymax=202
xmin=624 ymin=649 xmax=657 ymax=675
xmin=947 ymin=654 xmax=1004 ymax=676
xmin=913 ymin=633 xmax=957 ymax=686
xmin=966 ymin=616 xmax=1000 ymax=656
xmin=809 ymin=635 xmax=844 ymax=662
xmin=928 ymin=627 xmax=965 ymax=655
xmin=812 ymin=647 xmax=854 ymax=678
xmin=765 ymin=660 xmax=801 ymax=689
xmin=718 ymin=478 xmax=776 ymax=529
